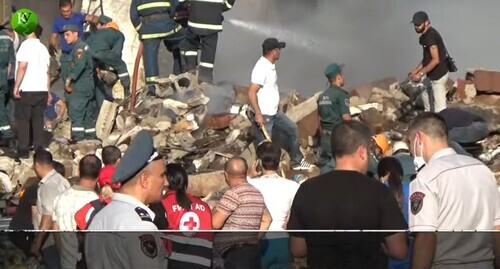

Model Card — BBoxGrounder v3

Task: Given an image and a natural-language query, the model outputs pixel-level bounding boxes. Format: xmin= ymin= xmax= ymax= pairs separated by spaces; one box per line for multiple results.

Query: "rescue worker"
xmin=63 ymin=25 xmax=96 ymax=142
xmin=0 ymin=27 xmax=14 ymax=147
xmin=182 ymin=0 xmax=236 ymax=83
xmin=317 ymin=63 xmax=351 ymax=173
xmin=85 ymin=130 xmax=168 ymax=268
xmin=86 ymin=15 xmax=130 ymax=107
xmin=130 ymin=0 xmax=186 ymax=95
xmin=391 ymin=141 xmax=416 ymax=182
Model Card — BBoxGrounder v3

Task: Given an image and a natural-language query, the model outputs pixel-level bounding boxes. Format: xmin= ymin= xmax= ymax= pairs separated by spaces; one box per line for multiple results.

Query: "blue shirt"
xmin=386 ymin=181 xmax=412 ymax=269
xmin=52 ymin=13 xmax=86 ymax=53
xmin=44 ymin=93 xmax=60 ymax=120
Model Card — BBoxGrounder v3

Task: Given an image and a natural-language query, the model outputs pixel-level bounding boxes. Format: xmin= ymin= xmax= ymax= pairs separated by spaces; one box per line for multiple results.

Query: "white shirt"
xmin=15 ymin=38 xmax=50 ymax=92
xmin=409 ymin=148 xmax=500 ymax=267
xmin=53 ymin=185 xmax=99 ymax=230
xmin=248 ymin=173 xmax=299 ymax=238
xmin=251 ymin=56 xmax=280 ymax=116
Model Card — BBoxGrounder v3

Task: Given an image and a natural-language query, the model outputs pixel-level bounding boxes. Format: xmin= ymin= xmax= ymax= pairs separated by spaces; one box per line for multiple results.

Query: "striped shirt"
xmin=214 ymin=182 xmax=265 ymax=253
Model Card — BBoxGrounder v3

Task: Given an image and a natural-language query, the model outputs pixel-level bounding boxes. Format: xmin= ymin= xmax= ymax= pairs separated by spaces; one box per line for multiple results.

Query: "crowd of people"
xmin=1 ymin=1 xmax=499 ymax=269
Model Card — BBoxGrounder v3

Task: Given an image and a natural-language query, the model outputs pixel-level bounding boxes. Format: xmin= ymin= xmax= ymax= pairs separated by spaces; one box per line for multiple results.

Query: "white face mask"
xmin=413 ymin=136 xmax=426 ymax=170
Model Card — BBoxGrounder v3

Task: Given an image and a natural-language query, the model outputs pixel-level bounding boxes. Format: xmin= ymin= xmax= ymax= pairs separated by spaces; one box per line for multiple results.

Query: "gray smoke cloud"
xmin=215 ymin=0 xmax=500 ymax=95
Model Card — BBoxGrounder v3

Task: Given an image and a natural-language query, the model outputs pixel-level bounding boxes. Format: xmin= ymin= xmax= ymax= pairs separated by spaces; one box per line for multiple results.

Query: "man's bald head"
xmin=224 ymin=157 xmax=248 ymax=177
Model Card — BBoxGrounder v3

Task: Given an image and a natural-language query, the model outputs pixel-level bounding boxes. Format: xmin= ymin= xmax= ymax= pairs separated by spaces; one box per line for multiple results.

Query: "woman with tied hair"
xmin=158 ymin=163 xmax=214 ymax=269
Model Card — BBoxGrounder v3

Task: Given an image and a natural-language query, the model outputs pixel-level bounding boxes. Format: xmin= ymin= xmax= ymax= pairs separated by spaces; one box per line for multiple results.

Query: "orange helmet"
xmin=372 ymin=134 xmax=390 ymax=155
xmin=106 ymin=22 xmax=120 ymax=31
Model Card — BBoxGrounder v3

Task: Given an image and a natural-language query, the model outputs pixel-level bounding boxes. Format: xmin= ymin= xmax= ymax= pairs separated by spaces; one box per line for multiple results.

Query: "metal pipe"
xmin=130 ymin=41 xmax=144 ymax=112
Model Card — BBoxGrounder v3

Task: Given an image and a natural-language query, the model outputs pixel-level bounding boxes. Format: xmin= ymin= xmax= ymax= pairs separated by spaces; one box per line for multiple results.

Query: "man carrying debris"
xmin=63 ymin=24 xmax=97 ymax=142
xmin=130 ymin=0 xmax=186 ymax=96
xmin=50 ymin=0 xmax=99 ymax=94
xmin=247 ymin=38 xmax=313 ymax=171
xmin=408 ymin=112 xmax=500 ymax=268
xmin=182 ymin=0 xmax=236 ymax=83
xmin=0 ymin=25 xmax=15 ymax=147
xmin=317 ymin=63 xmax=351 ymax=169
xmin=409 ymin=11 xmax=450 ymax=113
xmin=86 ymin=15 xmax=130 ymax=105
xmin=85 ymin=130 xmax=168 ymax=268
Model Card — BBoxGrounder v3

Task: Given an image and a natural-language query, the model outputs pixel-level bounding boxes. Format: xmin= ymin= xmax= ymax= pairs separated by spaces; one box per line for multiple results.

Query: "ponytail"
xmin=377 ymin=157 xmax=405 ymax=211
xmin=166 ymin=163 xmax=192 ymax=211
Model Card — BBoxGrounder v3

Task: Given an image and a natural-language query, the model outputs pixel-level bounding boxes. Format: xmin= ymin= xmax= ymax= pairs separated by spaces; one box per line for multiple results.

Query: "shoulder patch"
xmin=76 ymin=48 xmax=84 ymax=59
xmin=135 ymin=206 xmax=153 ymax=222
xmin=344 ymin=98 xmax=350 ymax=106
xmin=410 ymin=191 xmax=425 ymax=215
xmin=139 ymin=234 xmax=158 ymax=259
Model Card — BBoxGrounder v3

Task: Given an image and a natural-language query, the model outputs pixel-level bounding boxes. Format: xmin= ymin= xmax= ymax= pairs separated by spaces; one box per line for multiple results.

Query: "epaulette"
xmin=135 ymin=207 xmax=153 ymax=222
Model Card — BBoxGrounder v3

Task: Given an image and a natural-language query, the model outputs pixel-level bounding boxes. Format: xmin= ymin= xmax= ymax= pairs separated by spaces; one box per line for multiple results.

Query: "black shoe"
xmin=17 ymin=149 xmax=30 ymax=160
xmin=0 ymin=138 xmax=12 ymax=147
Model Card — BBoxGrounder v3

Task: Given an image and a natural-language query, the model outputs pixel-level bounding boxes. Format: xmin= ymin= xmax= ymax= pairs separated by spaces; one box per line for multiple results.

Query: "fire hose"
xmin=130 ymin=41 xmax=144 ymax=112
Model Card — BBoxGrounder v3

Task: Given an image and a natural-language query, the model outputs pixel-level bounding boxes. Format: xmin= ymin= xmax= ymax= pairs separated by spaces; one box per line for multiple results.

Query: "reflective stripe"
xmin=137 ymin=2 xmax=170 ymax=10
xmin=85 ymin=128 xmax=96 ymax=133
xmin=162 ymin=234 xmax=213 ymax=248
xmin=191 ymin=0 xmax=223 ymax=2
xmin=188 ymin=21 xmax=223 ymax=31
xmin=185 ymin=51 xmax=198 ymax=56
xmin=72 ymin=127 xmax=85 ymax=131
xmin=118 ymin=73 xmax=129 ymax=78
xmin=146 ymin=76 xmax=158 ymax=82
xmin=199 ymin=62 xmax=214 ymax=68
xmin=141 ymin=25 xmax=182 ymax=39
xmin=0 ymin=125 xmax=11 ymax=131
xmin=224 ymin=0 xmax=233 ymax=9
xmin=135 ymin=22 xmax=142 ymax=31
xmin=0 ymin=36 xmax=10 ymax=40
xmin=169 ymin=252 xmax=211 ymax=267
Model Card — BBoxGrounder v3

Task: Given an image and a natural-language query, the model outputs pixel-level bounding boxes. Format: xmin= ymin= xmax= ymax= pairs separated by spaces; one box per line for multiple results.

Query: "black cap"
xmin=112 ymin=130 xmax=162 ymax=184
xmin=411 ymin=11 xmax=429 ymax=25
xmin=262 ymin=38 xmax=286 ymax=53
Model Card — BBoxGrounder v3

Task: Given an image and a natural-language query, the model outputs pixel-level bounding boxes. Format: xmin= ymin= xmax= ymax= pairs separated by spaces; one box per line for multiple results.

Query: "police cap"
xmin=324 ymin=63 xmax=345 ymax=80
xmin=63 ymin=24 xmax=79 ymax=32
xmin=99 ymin=14 xmax=113 ymax=24
xmin=112 ymin=130 xmax=162 ymax=184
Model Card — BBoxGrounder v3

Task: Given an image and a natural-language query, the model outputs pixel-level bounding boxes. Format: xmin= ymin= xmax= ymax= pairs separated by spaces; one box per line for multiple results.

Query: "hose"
xmin=130 ymin=42 xmax=144 ymax=112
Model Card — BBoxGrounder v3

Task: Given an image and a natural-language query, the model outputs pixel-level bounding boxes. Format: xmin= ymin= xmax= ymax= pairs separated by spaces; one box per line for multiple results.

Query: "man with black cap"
xmin=317 ymin=62 xmax=351 ymax=171
xmin=63 ymin=24 xmax=96 ymax=142
xmin=84 ymin=130 xmax=168 ymax=268
xmin=409 ymin=11 xmax=450 ymax=113
xmin=247 ymin=37 xmax=313 ymax=171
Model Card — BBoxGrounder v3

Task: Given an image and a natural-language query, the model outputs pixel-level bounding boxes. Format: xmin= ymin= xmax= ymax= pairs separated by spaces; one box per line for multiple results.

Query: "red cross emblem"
xmin=179 ymin=212 xmax=200 ymax=231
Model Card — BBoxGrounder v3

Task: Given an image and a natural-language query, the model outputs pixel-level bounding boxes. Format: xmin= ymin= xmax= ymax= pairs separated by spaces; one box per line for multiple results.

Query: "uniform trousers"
xmin=0 ymin=79 xmax=12 ymax=138
xmin=14 ymin=91 xmax=47 ymax=155
xmin=184 ymin=29 xmax=218 ymax=82
xmin=66 ymin=85 xmax=96 ymax=141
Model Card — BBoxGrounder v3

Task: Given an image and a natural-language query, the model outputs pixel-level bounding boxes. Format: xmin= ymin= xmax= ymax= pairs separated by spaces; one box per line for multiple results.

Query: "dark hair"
xmin=34 ymin=149 xmax=53 ymax=166
xmin=262 ymin=48 xmax=272 ymax=56
xmin=59 ymin=0 xmax=72 ymax=8
xmin=377 ymin=157 xmax=404 ymax=210
xmin=256 ymin=141 xmax=281 ymax=171
xmin=79 ymin=154 xmax=102 ymax=180
xmin=408 ymin=112 xmax=447 ymax=139
xmin=53 ymin=161 xmax=65 ymax=176
xmin=102 ymin=146 xmax=121 ymax=165
xmin=331 ymin=121 xmax=372 ymax=158
xmin=166 ymin=163 xmax=191 ymax=211
xmin=34 ymin=24 xmax=43 ymax=38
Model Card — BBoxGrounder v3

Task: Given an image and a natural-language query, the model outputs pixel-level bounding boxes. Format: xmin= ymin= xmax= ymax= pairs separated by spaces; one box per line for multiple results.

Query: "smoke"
xmin=214 ymin=0 xmax=500 ymax=96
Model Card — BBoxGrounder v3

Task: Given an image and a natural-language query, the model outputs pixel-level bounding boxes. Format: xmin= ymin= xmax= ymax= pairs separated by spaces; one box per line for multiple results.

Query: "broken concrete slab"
xmin=187 ymin=170 xmax=228 ymax=199
xmin=96 ymin=100 xmax=119 ymax=140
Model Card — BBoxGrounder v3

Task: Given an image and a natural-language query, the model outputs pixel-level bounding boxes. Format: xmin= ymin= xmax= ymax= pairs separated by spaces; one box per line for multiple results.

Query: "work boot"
xmin=0 ymin=137 xmax=12 ymax=148
xmin=123 ymin=85 xmax=130 ymax=97
xmin=146 ymin=84 xmax=159 ymax=97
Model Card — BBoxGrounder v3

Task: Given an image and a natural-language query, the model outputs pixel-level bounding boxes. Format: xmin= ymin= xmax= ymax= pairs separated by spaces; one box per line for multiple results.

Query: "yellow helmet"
xmin=372 ymin=134 xmax=390 ymax=155
xmin=106 ymin=22 xmax=120 ymax=31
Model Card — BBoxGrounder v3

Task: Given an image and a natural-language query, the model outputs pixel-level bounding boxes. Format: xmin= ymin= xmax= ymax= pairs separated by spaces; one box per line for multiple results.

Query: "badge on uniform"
xmin=410 ymin=191 xmax=425 ymax=215
xmin=76 ymin=48 xmax=84 ymax=59
xmin=139 ymin=234 xmax=158 ymax=259
xmin=344 ymin=98 xmax=350 ymax=106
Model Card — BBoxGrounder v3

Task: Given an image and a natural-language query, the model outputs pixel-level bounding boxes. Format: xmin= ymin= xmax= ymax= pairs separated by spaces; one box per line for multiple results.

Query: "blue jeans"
xmin=41 ymin=245 xmax=61 ymax=269
xmin=260 ymin=237 xmax=289 ymax=269
xmin=248 ymin=110 xmax=303 ymax=166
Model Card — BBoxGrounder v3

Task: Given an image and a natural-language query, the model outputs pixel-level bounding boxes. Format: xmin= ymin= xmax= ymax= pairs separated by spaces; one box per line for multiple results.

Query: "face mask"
xmin=413 ymin=136 xmax=426 ymax=170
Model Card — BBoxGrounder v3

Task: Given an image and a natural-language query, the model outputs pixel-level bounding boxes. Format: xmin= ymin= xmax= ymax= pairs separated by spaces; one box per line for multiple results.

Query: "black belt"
xmin=141 ymin=13 xmax=171 ymax=23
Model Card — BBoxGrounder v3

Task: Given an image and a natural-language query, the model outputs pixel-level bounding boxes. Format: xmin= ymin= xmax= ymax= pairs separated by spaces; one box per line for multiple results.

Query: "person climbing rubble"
xmin=247 ymin=37 xmax=313 ymax=171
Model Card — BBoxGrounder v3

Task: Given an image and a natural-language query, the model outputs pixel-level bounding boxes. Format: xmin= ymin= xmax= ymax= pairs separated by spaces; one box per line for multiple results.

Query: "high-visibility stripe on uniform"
xmin=185 ymin=51 xmax=198 ymax=56
xmin=224 ymin=0 xmax=233 ymax=9
xmin=199 ymin=62 xmax=214 ymax=68
xmin=163 ymin=234 xmax=213 ymax=248
xmin=118 ymin=72 xmax=129 ymax=78
xmin=0 ymin=36 xmax=10 ymax=40
xmin=85 ymin=128 xmax=96 ymax=133
xmin=188 ymin=21 xmax=223 ymax=31
xmin=169 ymin=252 xmax=211 ymax=267
xmin=137 ymin=2 xmax=170 ymax=10
xmin=190 ymin=0 xmax=223 ymax=3
xmin=72 ymin=127 xmax=85 ymax=131
xmin=0 ymin=125 xmax=11 ymax=131
xmin=146 ymin=76 xmax=158 ymax=82
xmin=141 ymin=25 xmax=183 ymax=39
xmin=135 ymin=22 xmax=142 ymax=31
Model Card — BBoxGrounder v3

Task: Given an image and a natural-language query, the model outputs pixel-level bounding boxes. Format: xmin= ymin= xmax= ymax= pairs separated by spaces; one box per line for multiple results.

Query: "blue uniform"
xmin=52 ymin=13 xmax=87 ymax=93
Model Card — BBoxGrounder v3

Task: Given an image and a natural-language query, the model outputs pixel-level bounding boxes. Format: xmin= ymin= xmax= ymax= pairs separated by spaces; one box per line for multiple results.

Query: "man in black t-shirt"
xmin=409 ymin=11 xmax=450 ymax=113
xmin=287 ymin=121 xmax=408 ymax=269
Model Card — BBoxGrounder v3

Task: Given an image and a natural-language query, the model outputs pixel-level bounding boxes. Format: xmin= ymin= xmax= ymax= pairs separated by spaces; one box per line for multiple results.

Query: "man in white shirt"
xmin=53 ymin=154 xmax=101 ymax=269
xmin=247 ymin=37 xmax=312 ymax=171
xmin=13 ymin=24 xmax=51 ymax=158
xmin=408 ymin=112 xmax=500 ymax=269
xmin=247 ymin=141 xmax=299 ymax=269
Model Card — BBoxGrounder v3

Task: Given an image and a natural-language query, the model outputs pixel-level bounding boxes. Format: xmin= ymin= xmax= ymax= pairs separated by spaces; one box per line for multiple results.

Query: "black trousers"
xmin=222 ymin=244 xmax=261 ymax=269
xmin=8 ymin=232 xmax=35 ymax=258
xmin=184 ymin=29 xmax=219 ymax=82
xmin=14 ymin=91 xmax=48 ymax=155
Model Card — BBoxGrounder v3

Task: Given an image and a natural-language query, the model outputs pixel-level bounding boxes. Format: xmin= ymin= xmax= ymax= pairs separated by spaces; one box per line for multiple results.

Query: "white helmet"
xmin=392 ymin=141 xmax=409 ymax=153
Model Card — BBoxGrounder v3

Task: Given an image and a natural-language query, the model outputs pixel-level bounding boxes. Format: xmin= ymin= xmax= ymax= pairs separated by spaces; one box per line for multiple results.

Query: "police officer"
xmin=182 ymin=0 xmax=236 ymax=83
xmin=87 ymin=15 xmax=130 ymax=107
xmin=0 ymin=27 xmax=14 ymax=147
xmin=317 ymin=63 xmax=351 ymax=173
xmin=130 ymin=0 xmax=186 ymax=95
xmin=63 ymin=25 xmax=96 ymax=142
xmin=85 ymin=130 xmax=168 ymax=269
